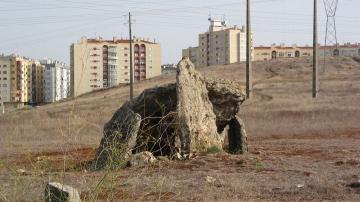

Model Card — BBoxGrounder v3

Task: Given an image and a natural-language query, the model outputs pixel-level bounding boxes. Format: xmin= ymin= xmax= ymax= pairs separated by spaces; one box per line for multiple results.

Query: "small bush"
xmin=207 ymin=146 xmax=222 ymax=154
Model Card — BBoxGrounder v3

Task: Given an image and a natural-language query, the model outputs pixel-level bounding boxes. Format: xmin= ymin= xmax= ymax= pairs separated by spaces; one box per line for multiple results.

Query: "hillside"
xmin=1 ymin=57 xmax=360 ymax=201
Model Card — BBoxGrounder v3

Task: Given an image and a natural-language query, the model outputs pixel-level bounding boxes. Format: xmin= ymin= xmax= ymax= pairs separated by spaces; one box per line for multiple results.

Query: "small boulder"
xmin=16 ymin=169 xmax=28 ymax=176
xmin=129 ymin=151 xmax=157 ymax=167
xmin=44 ymin=182 xmax=81 ymax=202
xmin=347 ymin=180 xmax=360 ymax=189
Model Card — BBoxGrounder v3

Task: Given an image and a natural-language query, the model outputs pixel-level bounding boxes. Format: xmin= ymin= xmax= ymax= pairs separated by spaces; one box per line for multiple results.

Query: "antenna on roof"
xmin=221 ymin=14 xmax=227 ymax=26
xmin=208 ymin=13 xmax=212 ymax=22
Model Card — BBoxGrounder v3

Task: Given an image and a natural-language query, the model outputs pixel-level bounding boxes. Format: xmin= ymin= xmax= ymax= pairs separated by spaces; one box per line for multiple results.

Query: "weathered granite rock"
xmin=206 ymin=79 xmax=246 ymax=133
xmin=129 ymin=151 xmax=157 ymax=167
xmin=176 ymin=58 xmax=223 ymax=153
xmin=93 ymin=106 xmax=141 ymax=169
xmin=93 ymin=57 xmax=248 ymax=169
xmin=44 ymin=182 xmax=81 ymax=202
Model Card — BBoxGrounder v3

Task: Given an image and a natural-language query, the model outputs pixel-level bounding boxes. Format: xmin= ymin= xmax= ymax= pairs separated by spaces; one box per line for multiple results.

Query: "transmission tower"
xmin=323 ymin=0 xmax=339 ymax=68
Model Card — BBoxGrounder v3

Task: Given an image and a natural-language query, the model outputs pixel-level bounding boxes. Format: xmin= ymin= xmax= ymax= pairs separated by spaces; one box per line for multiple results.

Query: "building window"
xmin=3 ymin=71 xmax=7 ymax=74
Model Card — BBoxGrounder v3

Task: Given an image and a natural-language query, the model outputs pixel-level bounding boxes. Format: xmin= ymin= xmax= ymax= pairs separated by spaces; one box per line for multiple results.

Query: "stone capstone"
xmin=93 ymin=57 xmax=248 ymax=169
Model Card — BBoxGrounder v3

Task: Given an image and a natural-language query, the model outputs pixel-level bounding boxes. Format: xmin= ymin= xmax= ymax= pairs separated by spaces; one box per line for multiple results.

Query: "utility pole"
xmin=246 ymin=0 xmax=252 ymax=99
xmin=128 ymin=12 xmax=134 ymax=101
xmin=313 ymin=0 xmax=318 ymax=98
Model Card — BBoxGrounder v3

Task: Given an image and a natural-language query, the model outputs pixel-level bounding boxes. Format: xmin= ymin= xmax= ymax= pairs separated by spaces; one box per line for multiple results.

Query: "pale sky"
xmin=0 ymin=0 xmax=359 ymax=64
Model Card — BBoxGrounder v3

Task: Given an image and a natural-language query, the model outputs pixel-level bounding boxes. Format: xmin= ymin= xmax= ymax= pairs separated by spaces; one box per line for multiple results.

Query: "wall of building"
xmin=30 ymin=61 xmax=45 ymax=104
xmin=254 ymin=45 xmax=313 ymax=61
xmin=71 ymin=37 xmax=162 ymax=97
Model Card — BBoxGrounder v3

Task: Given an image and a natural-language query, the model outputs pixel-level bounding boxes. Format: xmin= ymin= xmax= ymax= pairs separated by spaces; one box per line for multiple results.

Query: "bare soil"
xmin=0 ymin=57 xmax=360 ymax=201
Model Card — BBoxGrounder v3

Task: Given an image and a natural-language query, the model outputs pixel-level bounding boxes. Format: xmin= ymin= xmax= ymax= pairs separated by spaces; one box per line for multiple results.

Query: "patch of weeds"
xmin=207 ymin=146 xmax=222 ymax=154
xmin=253 ymin=157 xmax=263 ymax=172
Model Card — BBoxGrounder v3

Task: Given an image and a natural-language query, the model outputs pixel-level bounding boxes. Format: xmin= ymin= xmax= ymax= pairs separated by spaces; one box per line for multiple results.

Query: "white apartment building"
xmin=70 ymin=37 xmax=162 ymax=97
xmin=183 ymin=19 xmax=254 ymax=67
xmin=41 ymin=59 xmax=70 ymax=103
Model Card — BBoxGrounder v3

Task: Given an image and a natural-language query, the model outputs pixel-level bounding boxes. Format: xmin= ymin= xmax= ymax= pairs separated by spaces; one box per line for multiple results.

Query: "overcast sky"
xmin=0 ymin=0 xmax=359 ymax=64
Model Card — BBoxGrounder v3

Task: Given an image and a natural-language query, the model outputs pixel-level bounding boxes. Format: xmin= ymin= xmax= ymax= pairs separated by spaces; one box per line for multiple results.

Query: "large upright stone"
xmin=44 ymin=182 xmax=81 ymax=202
xmin=176 ymin=58 xmax=223 ymax=153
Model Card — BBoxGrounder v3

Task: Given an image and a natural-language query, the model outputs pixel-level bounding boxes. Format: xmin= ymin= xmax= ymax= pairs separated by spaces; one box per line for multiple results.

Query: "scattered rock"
xmin=130 ymin=151 xmax=157 ymax=167
xmin=206 ymin=176 xmax=217 ymax=183
xmin=347 ymin=180 xmax=360 ymax=189
xmin=296 ymin=184 xmax=305 ymax=188
xmin=44 ymin=182 xmax=81 ymax=202
xmin=16 ymin=169 xmax=28 ymax=176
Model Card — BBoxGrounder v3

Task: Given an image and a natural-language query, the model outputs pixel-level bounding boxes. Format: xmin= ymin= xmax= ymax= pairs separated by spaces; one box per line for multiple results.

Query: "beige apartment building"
xmin=183 ymin=19 xmax=254 ymax=67
xmin=0 ymin=55 xmax=36 ymax=108
xmin=254 ymin=44 xmax=313 ymax=61
xmin=70 ymin=37 xmax=161 ymax=97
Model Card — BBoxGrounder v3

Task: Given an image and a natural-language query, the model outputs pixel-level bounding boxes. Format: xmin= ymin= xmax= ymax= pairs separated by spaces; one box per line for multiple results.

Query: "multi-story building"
xmin=70 ymin=37 xmax=162 ymax=97
xmin=0 ymin=55 xmax=34 ymax=107
xmin=41 ymin=59 xmax=70 ymax=103
xmin=182 ymin=47 xmax=199 ymax=66
xmin=254 ymin=44 xmax=313 ymax=61
xmin=182 ymin=19 xmax=254 ymax=67
xmin=0 ymin=55 xmax=12 ymax=107
xmin=30 ymin=61 xmax=45 ymax=104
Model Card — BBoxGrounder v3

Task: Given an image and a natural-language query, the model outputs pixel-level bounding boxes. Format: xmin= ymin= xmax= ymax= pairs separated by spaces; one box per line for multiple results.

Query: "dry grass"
xmin=0 ymin=57 xmax=360 ymax=201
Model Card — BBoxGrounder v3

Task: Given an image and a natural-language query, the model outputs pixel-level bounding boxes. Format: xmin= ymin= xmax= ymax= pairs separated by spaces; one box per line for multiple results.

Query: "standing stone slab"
xmin=176 ymin=58 xmax=223 ymax=153
xmin=94 ymin=106 xmax=142 ymax=169
xmin=44 ymin=182 xmax=81 ymax=202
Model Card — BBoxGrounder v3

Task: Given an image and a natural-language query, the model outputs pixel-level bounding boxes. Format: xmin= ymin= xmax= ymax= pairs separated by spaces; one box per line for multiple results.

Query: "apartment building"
xmin=70 ymin=37 xmax=161 ymax=97
xmin=182 ymin=19 xmax=254 ymax=67
xmin=30 ymin=61 xmax=45 ymax=104
xmin=0 ymin=55 xmax=35 ymax=107
xmin=182 ymin=47 xmax=199 ymax=66
xmin=254 ymin=44 xmax=313 ymax=61
xmin=40 ymin=59 xmax=70 ymax=103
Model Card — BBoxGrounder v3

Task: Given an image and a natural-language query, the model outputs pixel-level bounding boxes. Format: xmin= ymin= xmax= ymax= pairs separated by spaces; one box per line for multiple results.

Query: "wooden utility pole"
xmin=246 ymin=0 xmax=252 ymax=99
xmin=313 ymin=0 xmax=318 ymax=98
xmin=129 ymin=12 xmax=134 ymax=101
